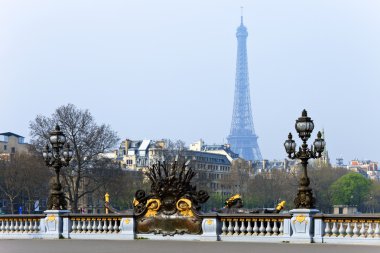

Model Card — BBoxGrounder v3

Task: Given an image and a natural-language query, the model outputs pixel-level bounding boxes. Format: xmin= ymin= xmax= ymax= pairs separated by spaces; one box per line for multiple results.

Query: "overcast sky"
xmin=1 ymin=0 xmax=379 ymax=163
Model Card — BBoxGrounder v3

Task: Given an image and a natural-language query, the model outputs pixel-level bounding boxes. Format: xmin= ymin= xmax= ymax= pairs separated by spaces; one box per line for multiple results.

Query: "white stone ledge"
xmin=220 ymin=235 xmax=290 ymax=243
xmin=322 ymin=237 xmax=380 ymax=245
xmin=0 ymin=233 xmax=44 ymax=239
xmin=136 ymin=233 xmax=201 ymax=241
xmin=68 ymin=233 xmax=133 ymax=240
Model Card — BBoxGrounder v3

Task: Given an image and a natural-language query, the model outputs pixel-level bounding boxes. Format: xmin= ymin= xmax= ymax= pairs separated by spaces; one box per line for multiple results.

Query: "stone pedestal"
xmin=43 ymin=210 xmax=70 ymax=239
xmin=289 ymin=209 xmax=319 ymax=243
xmin=201 ymin=217 xmax=218 ymax=241
xmin=120 ymin=217 xmax=135 ymax=240
xmin=313 ymin=216 xmax=324 ymax=243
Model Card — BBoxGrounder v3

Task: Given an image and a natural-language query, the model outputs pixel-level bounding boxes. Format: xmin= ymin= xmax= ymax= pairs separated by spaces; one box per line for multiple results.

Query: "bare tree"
xmin=0 ymin=157 xmax=26 ymax=214
xmin=22 ymin=149 xmax=51 ymax=213
xmin=0 ymin=152 xmax=49 ymax=214
xmin=29 ymin=104 xmax=119 ymax=212
xmin=97 ymin=169 xmax=145 ymax=211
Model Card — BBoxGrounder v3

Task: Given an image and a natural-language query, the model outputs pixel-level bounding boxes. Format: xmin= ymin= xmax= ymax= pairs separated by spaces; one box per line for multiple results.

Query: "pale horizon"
xmin=1 ymin=1 xmax=380 ymax=163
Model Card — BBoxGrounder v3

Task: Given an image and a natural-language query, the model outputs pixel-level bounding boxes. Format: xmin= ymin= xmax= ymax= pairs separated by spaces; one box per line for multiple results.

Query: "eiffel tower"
xmin=227 ymin=15 xmax=262 ymax=161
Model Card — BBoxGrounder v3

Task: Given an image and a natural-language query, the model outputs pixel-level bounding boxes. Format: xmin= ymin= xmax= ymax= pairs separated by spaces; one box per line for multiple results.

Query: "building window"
xmin=3 ymin=145 xmax=6 ymax=151
xmin=0 ymin=136 xmax=9 ymax=142
xmin=11 ymin=147 xmax=15 ymax=153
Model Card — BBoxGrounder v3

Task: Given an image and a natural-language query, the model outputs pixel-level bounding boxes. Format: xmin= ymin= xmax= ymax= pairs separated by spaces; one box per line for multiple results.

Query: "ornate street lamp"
xmin=42 ymin=124 xmax=73 ymax=210
xmin=284 ymin=110 xmax=325 ymax=209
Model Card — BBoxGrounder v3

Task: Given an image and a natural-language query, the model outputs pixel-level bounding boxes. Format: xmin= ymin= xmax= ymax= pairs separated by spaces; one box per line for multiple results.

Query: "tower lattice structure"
xmin=227 ymin=16 xmax=262 ymax=161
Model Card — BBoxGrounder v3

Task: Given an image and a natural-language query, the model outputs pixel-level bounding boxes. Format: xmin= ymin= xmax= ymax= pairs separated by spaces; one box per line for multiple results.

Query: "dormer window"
xmin=0 ymin=136 xmax=8 ymax=142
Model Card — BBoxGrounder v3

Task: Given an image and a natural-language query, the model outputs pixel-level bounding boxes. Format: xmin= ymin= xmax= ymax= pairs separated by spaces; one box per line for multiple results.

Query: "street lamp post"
xmin=42 ymin=124 xmax=73 ymax=210
xmin=284 ymin=109 xmax=325 ymax=209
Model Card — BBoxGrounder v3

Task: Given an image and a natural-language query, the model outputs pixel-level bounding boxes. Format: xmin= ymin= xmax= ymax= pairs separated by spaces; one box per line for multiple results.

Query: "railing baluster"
xmin=108 ymin=219 xmax=113 ymax=233
xmin=324 ymin=221 xmax=331 ymax=237
xmin=92 ymin=220 xmax=97 ymax=233
xmin=9 ymin=220 xmax=14 ymax=233
xmin=28 ymin=220 xmax=33 ymax=232
xmin=233 ymin=220 xmax=239 ymax=235
xmin=21 ymin=220 xmax=25 ymax=233
xmin=246 ymin=220 xmax=252 ymax=236
xmin=5 ymin=220 xmax=10 ymax=233
xmin=24 ymin=220 xmax=29 ymax=233
xmin=86 ymin=219 xmax=92 ymax=233
xmin=14 ymin=220 xmax=19 ymax=232
xmin=97 ymin=220 xmax=102 ymax=233
xmin=0 ymin=220 xmax=4 ymax=233
xmin=221 ymin=220 xmax=227 ymax=235
xmin=19 ymin=219 xmax=24 ymax=233
xmin=353 ymin=222 xmax=359 ymax=237
xmin=272 ymin=221 xmax=279 ymax=236
xmin=240 ymin=220 xmax=246 ymax=235
xmin=359 ymin=222 xmax=366 ymax=238
xmin=338 ymin=222 xmax=345 ymax=237
xmin=279 ymin=220 xmax=284 ymax=235
xmin=81 ymin=220 xmax=87 ymax=233
xmin=74 ymin=220 xmax=79 ymax=233
xmin=265 ymin=220 xmax=272 ymax=236
xmin=72 ymin=220 xmax=77 ymax=233
xmin=345 ymin=222 xmax=352 ymax=237
xmin=24 ymin=220 xmax=28 ymax=233
xmin=259 ymin=220 xmax=265 ymax=236
xmin=113 ymin=219 xmax=119 ymax=232
xmin=77 ymin=219 xmax=81 ymax=233
xmin=331 ymin=222 xmax=338 ymax=237
xmin=367 ymin=222 xmax=374 ymax=238
xmin=27 ymin=220 xmax=32 ymax=233
xmin=227 ymin=220 xmax=233 ymax=235
xmin=252 ymin=220 xmax=259 ymax=236
xmin=102 ymin=219 xmax=108 ymax=233
xmin=374 ymin=222 xmax=380 ymax=238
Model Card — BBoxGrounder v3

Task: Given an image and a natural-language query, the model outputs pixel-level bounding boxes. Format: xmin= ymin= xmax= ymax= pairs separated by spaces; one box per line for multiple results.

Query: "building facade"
xmin=115 ymin=139 xmax=237 ymax=196
xmin=0 ymin=132 xmax=29 ymax=160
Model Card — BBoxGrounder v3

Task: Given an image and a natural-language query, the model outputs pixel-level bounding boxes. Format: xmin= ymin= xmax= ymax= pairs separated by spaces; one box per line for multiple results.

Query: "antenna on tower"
xmin=240 ymin=6 xmax=244 ymax=24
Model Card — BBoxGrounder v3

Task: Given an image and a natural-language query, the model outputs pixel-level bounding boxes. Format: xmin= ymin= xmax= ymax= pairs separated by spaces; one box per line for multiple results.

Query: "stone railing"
xmin=1 ymin=210 xmax=380 ymax=245
xmin=63 ymin=213 xmax=134 ymax=240
xmin=0 ymin=214 xmax=45 ymax=239
xmin=314 ymin=214 xmax=380 ymax=244
xmin=218 ymin=213 xmax=291 ymax=242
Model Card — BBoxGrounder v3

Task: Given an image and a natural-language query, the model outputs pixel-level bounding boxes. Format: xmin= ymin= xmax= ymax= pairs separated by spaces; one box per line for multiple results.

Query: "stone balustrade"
xmin=70 ymin=217 xmax=121 ymax=234
xmin=0 ymin=214 xmax=44 ymax=239
xmin=0 ymin=211 xmax=379 ymax=244
xmin=218 ymin=214 xmax=291 ymax=242
xmin=63 ymin=214 xmax=134 ymax=240
xmin=314 ymin=214 xmax=380 ymax=244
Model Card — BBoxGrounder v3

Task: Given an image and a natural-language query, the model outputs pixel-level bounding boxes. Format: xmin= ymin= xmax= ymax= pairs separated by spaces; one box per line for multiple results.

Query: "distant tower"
xmin=316 ymin=129 xmax=331 ymax=167
xmin=227 ymin=15 xmax=262 ymax=161
xmin=336 ymin=157 xmax=344 ymax=167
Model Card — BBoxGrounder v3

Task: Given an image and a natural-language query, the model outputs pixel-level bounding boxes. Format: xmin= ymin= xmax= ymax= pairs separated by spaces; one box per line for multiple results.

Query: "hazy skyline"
xmin=1 ymin=1 xmax=379 ymax=163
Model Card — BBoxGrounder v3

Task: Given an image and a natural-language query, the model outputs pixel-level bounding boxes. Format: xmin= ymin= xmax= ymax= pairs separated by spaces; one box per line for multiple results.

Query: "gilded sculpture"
xmin=133 ymin=160 xmax=209 ymax=235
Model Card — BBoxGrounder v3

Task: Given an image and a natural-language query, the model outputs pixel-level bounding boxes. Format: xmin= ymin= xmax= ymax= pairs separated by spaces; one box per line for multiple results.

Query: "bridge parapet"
xmin=63 ymin=213 xmax=134 ymax=240
xmin=1 ymin=212 xmax=380 ymax=245
xmin=217 ymin=213 xmax=292 ymax=242
xmin=314 ymin=214 xmax=380 ymax=244
xmin=0 ymin=214 xmax=45 ymax=239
